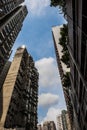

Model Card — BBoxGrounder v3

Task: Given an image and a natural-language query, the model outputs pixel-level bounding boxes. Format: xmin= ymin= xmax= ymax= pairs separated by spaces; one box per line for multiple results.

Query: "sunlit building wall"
xmin=52 ymin=26 xmax=73 ymax=129
xmin=0 ymin=46 xmax=39 ymax=130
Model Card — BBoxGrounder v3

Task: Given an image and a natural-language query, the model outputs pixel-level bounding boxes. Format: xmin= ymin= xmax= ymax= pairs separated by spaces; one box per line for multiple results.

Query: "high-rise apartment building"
xmin=37 ymin=124 xmax=42 ymax=130
xmin=64 ymin=0 xmax=87 ymax=130
xmin=57 ymin=115 xmax=63 ymax=130
xmin=52 ymin=26 xmax=73 ymax=129
xmin=65 ymin=112 xmax=72 ymax=130
xmin=57 ymin=110 xmax=71 ymax=130
xmin=0 ymin=0 xmax=24 ymax=19
xmin=0 ymin=4 xmax=27 ymax=78
xmin=61 ymin=110 xmax=71 ymax=130
xmin=0 ymin=46 xmax=39 ymax=130
xmin=43 ymin=121 xmax=56 ymax=130
xmin=0 ymin=0 xmax=28 ymax=75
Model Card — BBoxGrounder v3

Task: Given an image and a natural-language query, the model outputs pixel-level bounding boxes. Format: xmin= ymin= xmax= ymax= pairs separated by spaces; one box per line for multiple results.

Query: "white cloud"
xmin=25 ymin=0 xmax=50 ymax=16
xmin=39 ymin=93 xmax=59 ymax=107
xmin=41 ymin=107 xmax=61 ymax=127
xmin=35 ymin=57 xmax=60 ymax=88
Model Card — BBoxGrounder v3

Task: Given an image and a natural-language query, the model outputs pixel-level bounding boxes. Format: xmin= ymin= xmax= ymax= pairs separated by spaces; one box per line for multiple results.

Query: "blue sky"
xmin=11 ymin=0 xmax=67 ymax=127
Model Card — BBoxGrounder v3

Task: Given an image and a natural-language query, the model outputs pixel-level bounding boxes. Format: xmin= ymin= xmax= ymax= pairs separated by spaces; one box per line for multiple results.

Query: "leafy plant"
xmin=50 ymin=0 xmax=66 ymax=15
xmin=50 ymin=0 xmax=60 ymax=7
xmin=62 ymin=72 xmax=71 ymax=87
xmin=61 ymin=51 xmax=70 ymax=67
xmin=59 ymin=24 xmax=70 ymax=67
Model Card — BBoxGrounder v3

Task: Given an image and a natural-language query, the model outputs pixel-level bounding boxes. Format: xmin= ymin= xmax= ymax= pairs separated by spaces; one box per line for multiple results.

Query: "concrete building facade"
xmin=65 ymin=0 xmax=87 ymax=129
xmin=0 ymin=0 xmax=24 ymax=19
xmin=0 ymin=61 xmax=11 ymax=120
xmin=0 ymin=0 xmax=28 ymax=75
xmin=0 ymin=61 xmax=11 ymax=90
xmin=52 ymin=26 xmax=73 ymax=129
xmin=52 ymin=0 xmax=87 ymax=129
xmin=43 ymin=121 xmax=56 ymax=130
xmin=0 ymin=46 xmax=39 ymax=130
xmin=65 ymin=113 xmax=72 ymax=130
xmin=57 ymin=115 xmax=63 ymax=130
xmin=61 ymin=110 xmax=71 ymax=130
xmin=57 ymin=110 xmax=71 ymax=130
xmin=37 ymin=124 xmax=42 ymax=130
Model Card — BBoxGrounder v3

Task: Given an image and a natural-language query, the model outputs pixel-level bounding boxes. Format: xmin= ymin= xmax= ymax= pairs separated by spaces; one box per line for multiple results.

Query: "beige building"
xmin=66 ymin=113 xmax=71 ymax=130
xmin=65 ymin=0 xmax=87 ymax=129
xmin=37 ymin=124 xmax=42 ymax=130
xmin=57 ymin=115 xmax=63 ymax=130
xmin=43 ymin=121 xmax=56 ymax=130
xmin=0 ymin=46 xmax=39 ymax=130
xmin=52 ymin=26 xmax=73 ymax=129
xmin=57 ymin=110 xmax=71 ymax=130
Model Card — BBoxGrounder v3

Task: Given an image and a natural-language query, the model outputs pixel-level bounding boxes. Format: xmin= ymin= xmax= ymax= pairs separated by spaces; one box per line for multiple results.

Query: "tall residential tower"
xmin=0 ymin=0 xmax=28 ymax=76
xmin=0 ymin=46 xmax=39 ymax=130
xmin=0 ymin=0 xmax=24 ymax=19
xmin=52 ymin=0 xmax=87 ymax=129
xmin=57 ymin=110 xmax=71 ymax=130
xmin=57 ymin=115 xmax=63 ymax=130
xmin=43 ymin=121 xmax=56 ymax=130
xmin=65 ymin=0 xmax=87 ymax=129
xmin=52 ymin=26 xmax=73 ymax=129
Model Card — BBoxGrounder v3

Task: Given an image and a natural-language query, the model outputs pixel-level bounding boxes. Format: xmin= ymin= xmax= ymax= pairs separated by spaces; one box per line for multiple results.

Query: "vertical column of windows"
xmin=81 ymin=0 xmax=87 ymax=77
xmin=0 ymin=6 xmax=27 ymax=74
xmin=72 ymin=0 xmax=79 ymax=63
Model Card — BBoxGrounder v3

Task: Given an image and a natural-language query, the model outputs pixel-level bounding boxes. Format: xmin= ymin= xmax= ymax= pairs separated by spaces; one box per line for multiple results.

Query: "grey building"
xmin=0 ymin=0 xmax=24 ymax=19
xmin=52 ymin=0 xmax=87 ymax=129
xmin=65 ymin=0 xmax=87 ymax=130
xmin=0 ymin=0 xmax=28 ymax=75
xmin=0 ymin=46 xmax=39 ymax=130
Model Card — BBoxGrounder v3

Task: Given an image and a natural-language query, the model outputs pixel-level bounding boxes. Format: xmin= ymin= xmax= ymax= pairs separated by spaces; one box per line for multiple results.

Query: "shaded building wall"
xmin=0 ymin=5 xmax=27 ymax=75
xmin=0 ymin=61 xmax=11 ymax=90
xmin=0 ymin=0 xmax=24 ymax=19
xmin=0 ymin=61 xmax=11 ymax=120
xmin=50 ymin=121 xmax=56 ymax=130
xmin=65 ymin=0 xmax=87 ymax=130
xmin=26 ymin=56 xmax=39 ymax=130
